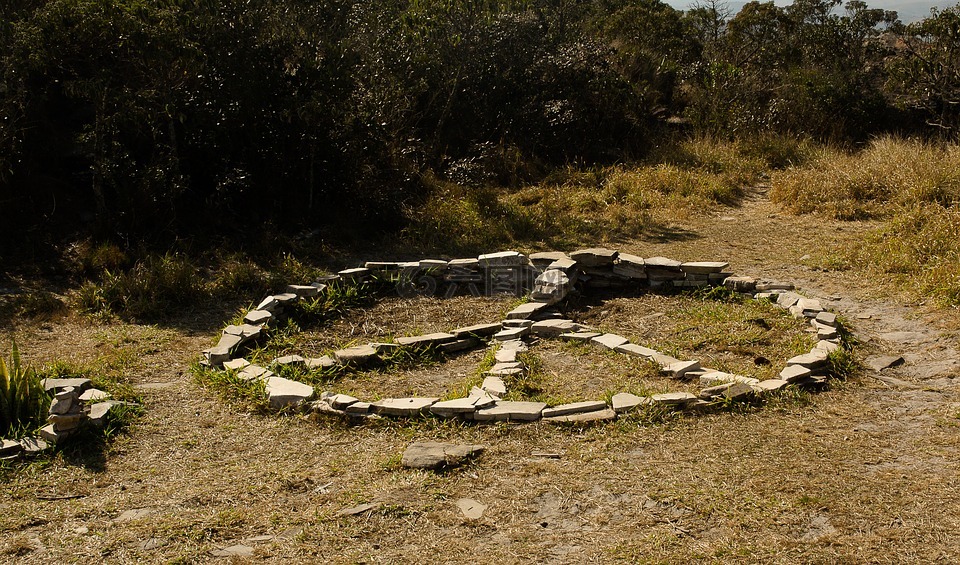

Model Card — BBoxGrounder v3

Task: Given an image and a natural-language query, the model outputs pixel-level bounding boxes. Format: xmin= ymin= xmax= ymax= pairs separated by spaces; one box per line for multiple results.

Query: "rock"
xmin=238 ymin=365 xmax=273 ymax=381
xmin=305 ymin=356 xmax=337 ymax=370
xmin=612 ymin=392 xmax=650 ymax=413
xmin=265 ymin=377 xmax=315 ymax=409
xmin=650 ymin=392 xmax=697 ymax=407
xmin=559 ymin=331 xmax=602 ymax=343
xmin=452 ymin=323 xmax=502 ymax=338
xmin=541 ymin=400 xmax=607 ymax=418
xmin=570 ymin=248 xmax=619 ymax=267
xmin=18 ymin=437 xmax=48 ymax=455
xmin=662 ymin=360 xmax=701 ymax=380
xmin=613 ymin=253 xmax=647 ymax=279
xmin=478 ymin=251 xmax=526 ymax=267
xmin=256 ymin=296 xmax=281 ymax=312
xmin=481 ymin=376 xmax=507 ymax=397
xmin=591 ymin=333 xmax=630 ymax=350
xmin=650 ymin=353 xmax=682 ymax=368
xmin=612 ymin=343 xmax=658 ymax=358
xmin=531 ymin=269 xmax=571 ymax=304
xmin=373 ymin=397 xmax=439 ymax=417
xmin=817 ymin=325 xmax=839 ymax=340
xmin=547 ymin=258 xmax=579 ymax=274
xmin=815 ymin=311 xmax=838 ymax=326
xmin=48 ymin=412 xmax=84 ymax=431
xmin=223 ymin=358 xmax=251 ymax=371
xmin=644 ymin=256 xmax=683 ymax=270
xmin=455 ymin=498 xmax=487 ymax=520
xmin=42 ymin=378 xmax=91 ymax=394
xmin=49 ymin=389 xmax=77 ymax=415
xmin=787 ymin=350 xmax=829 ymax=368
xmin=505 ymin=302 xmax=549 ymax=320
xmin=494 ymin=348 xmax=518 ymax=363
xmin=755 ymin=281 xmax=795 ymax=291
xmin=698 ymin=372 xmax=759 ymax=387
xmin=485 ymin=366 xmax=524 ymax=378
xmin=334 ymin=345 xmax=379 ymax=365
xmin=401 ymin=442 xmax=485 ymax=469
xmin=499 ymin=339 xmax=528 ymax=352
xmin=529 ymin=251 xmax=571 ymax=268
xmin=365 ymin=261 xmax=402 ymax=272
xmin=681 ymin=261 xmax=729 ymax=275
xmin=722 ymin=382 xmax=755 ymax=401
xmin=210 ymin=545 xmax=254 ymax=558
xmin=530 ymin=319 xmax=580 ymax=337
xmin=273 ymin=354 xmax=306 ymax=367
xmin=114 ymin=507 xmax=155 ymax=522
xmin=286 ymin=284 xmax=320 ymax=298
xmin=337 ymin=503 xmax=379 ymax=517
xmin=723 ymin=276 xmax=757 ymax=292
xmin=865 ymin=355 xmax=905 ymax=372
xmin=430 ymin=392 xmax=496 ymax=417
xmin=543 ymin=408 xmax=616 ymax=423
xmin=796 ymin=298 xmax=824 ymax=316
xmin=418 ymin=259 xmax=448 ymax=273
xmin=776 ymin=292 xmax=802 ymax=308
xmin=474 ymin=401 xmax=546 ymax=422
xmin=88 ymin=400 xmax=131 ymax=425
xmin=815 ymin=340 xmax=841 ymax=353
xmin=0 ymin=439 xmax=23 ymax=457
xmin=493 ymin=327 xmax=530 ymax=341
xmin=502 ymin=319 xmax=533 ymax=328
xmin=753 ymin=379 xmax=789 ymax=394
xmin=327 ymin=393 xmax=359 ymax=410
xmin=346 ymin=402 xmax=372 ymax=415
xmin=395 ymin=333 xmax=456 ymax=348
xmin=243 ymin=309 xmax=273 ymax=326
xmin=222 ymin=324 xmax=263 ymax=341
xmin=438 ymin=338 xmax=482 ymax=354
xmin=780 ymin=364 xmax=813 ymax=383
xmin=338 ymin=267 xmax=370 ymax=281
xmin=39 ymin=423 xmax=70 ymax=443
xmin=698 ymin=383 xmax=734 ymax=399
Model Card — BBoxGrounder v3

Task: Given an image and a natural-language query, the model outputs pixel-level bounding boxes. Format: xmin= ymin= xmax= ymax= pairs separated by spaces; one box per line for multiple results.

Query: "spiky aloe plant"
xmin=0 ymin=340 xmax=50 ymax=438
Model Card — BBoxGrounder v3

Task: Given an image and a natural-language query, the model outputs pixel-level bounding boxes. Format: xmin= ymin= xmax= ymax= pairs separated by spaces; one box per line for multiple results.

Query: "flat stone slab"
xmin=438 ymin=338 xmax=482 ymax=354
xmin=453 ymin=323 xmax=502 ymax=338
xmin=644 ymin=256 xmax=682 ymax=270
xmin=570 ymin=248 xmax=619 ymax=267
xmin=18 ymin=437 xmax=48 ymax=455
xmin=395 ymin=333 xmax=456 ymax=348
xmin=265 ymin=377 xmax=314 ymax=409
xmin=286 ymin=284 xmax=320 ymax=298
xmin=614 ymin=343 xmax=658 ymax=358
xmin=243 ymin=309 xmax=273 ymax=325
xmin=780 ymin=364 xmax=813 ymax=383
xmin=559 ymin=331 xmax=602 ymax=342
xmin=373 ymin=397 xmax=439 ymax=417
xmin=210 ymin=544 xmax=254 ymax=558
xmin=505 ymin=302 xmax=549 ymax=320
xmin=787 ymin=350 xmax=829 ymax=368
xmin=327 ymin=393 xmax=359 ymax=410
xmin=493 ymin=327 xmax=530 ymax=341
xmin=754 ymin=379 xmax=789 ymax=393
xmin=531 ymin=319 xmax=580 ymax=337
xmin=699 ymin=372 xmax=759 ymax=387
xmin=662 ymin=360 xmax=701 ymax=379
xmin=305 ymin=356 xmax=337 ymax=370
xmin=474 ymin=401 xmax=546 ymax=422
xmin=334 ymin=345 xmax=379 ymax=365
xmin=430 ymin=392 xmax=497 ymax=417
xmin=481 ymin=376 xmax=507 ymax=397
xmin=592 ymin=333 xmax=630 ymax=350
xmin=797 ymin=298 xmax=824 ymax=315
xmin=238 ymin=365 xmax=273 ymax=381
xmin=401 ymin=442 xmax=485 ymax=469
xmin=455 ymin=498 xmax=487 ymax=520
xmin=478 ymin=251 xmax=526 ymax=267
xmin=494 ymin=348 xmax=518 ymax=363
xmin=681 ymin=261 xmax=729 ymax=274
xmin=274 ymin=354 xmax=306 ymax=366
xmin=815 ymin=311 xmax=838 ymax=326
xmin=650 ymin=392 xmax=697 ymax=407
xmin=42 ymin=378 xmax=91 ymax=393
xmin=78 ymin=388 xmax=110 ymax=402
xmin=338 ymin=267 xmax=370 ymax=279
xmin=529 ymin=251 xmax=571 ymax=266
xmin=346 ymin=401 xmax=372 ymax=414
xmin=0 ymin=439 xmax=22 ymax=457
xmin=723 ymin=382 xmax=755 ymax=401
xmin=612 ymin=392 xmax=651 ymax=413
xmin=543 ymin=407 xmax=616 ymax=423
xmin=541 ymin=401 xmax=607 ymax=418
xmin=816 ymin=340 xmax=841 ymax=353
xmin=223 ymin=358 xmax=251 ymax=371
xmin=650 ymin=353 xmax=682 ymax=368
xmin=865 ymin=355 xmax=905 ymax=372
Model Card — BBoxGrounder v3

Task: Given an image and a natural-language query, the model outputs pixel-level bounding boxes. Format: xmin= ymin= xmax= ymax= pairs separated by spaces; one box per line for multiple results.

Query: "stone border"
xmin=199 ymin=249 xmax=848 ymax=423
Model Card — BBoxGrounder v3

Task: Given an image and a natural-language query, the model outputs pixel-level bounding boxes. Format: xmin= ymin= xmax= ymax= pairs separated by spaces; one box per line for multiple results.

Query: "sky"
xmin=663 ymin=0 xmax=957 ymax=23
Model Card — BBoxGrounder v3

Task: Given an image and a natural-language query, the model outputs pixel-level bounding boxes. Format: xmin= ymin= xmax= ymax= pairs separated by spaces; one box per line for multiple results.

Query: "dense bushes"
xmin=1 ymin=0 xmax=959 ymax=254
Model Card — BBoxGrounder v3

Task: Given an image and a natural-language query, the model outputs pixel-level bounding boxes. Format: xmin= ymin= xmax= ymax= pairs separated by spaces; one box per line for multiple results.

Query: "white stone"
xmin=474 ymin=401 xmax=546 ymax=422
xmin=505 ymin=302 xmax=549 ymax=320
xmin=373 ymin=397 xmax=439 ymax=417
xmin=591 ymin=333 xmax=630 ymax=350
xmin=541 ymin=401 xmax=607 ymax=418
xmin=78 ymin=388 xmax=110 ymax=402
xmin=265 ymin=377 xmax=314 ymax=409
xmin=614 ymin=343 xmax=658 ymax=358
xmin=611 ymin=392 xmax=650 ymax=413
xmin=481 ymin=376 xmax=507 ymax=397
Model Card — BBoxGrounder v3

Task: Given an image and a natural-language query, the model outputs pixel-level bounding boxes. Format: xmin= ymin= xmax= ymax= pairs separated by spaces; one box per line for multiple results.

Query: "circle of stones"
xmin=201 ymin=249 xmax=846 ymax=425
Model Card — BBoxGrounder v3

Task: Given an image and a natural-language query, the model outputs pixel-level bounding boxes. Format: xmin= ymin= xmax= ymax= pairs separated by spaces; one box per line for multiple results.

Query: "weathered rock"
xmin=256 ymin=296 xmax=281 ymax=312
xmin=365 ymin=261 xmax=402 ymax=272
xmin=474 ymin=401 xmax=546 ymax=422
xmin=699 ymin=382 xmax=734 ymax=399
xmin=643 ymin=256 xmax=683 ymax=270
xmin=485 ymin=366 xmax=524 ymax=378
xmin=48 ymin=412 xmax=84 ymax=431
xmin=755 ymin=281 xmax=795 ymax=291
xmin=780 ymin=364 xmax=813 ymax=383
xmin=499 ymin=339 xmax=528 ymax=351
xmin=816 ymin=325 xmax=839 ymax=340
xmin=650 ymin=392 xmax=697 ymax=407
xmin=531 ymin=269 xmax=571 ymax=304
xmin=543 ymin=408 xmax=616 ymax=423
xmin=494 ymin=348 xmax=518 ymax=364
xmin=18 ymin=437 xmax=48 ymax=455
xmin=614 ymin=343 xmax=658 ymax=358
xmin=336 ymin=503 xmax=379 ymax=517
xmin=570 ymin=248 xmax=619 ymax=267
xmin=223 ymin=358 xmax=251 ymax=371
xmin=681 ymin=261 xmax=729 ymax=275
xmin=89 ymin=400 xmax=136 ymax=426
xmin=334 ymin=345 xmax=380 ymax=365
xmin=286 ymin=284 xmax=320 ymax=298
xmin=265 ymin=377 xmax=314 ymax=409
xmin=502 ymin=319 xmax=533 ymax=328
xmin=305 ymin=356 xmax=337 ymax=370
xmin=815 ymin=311 xmax=838 ymax=326
xmin=865 ymin=355 xmax=905 ymax=372
xmin=796 ymin=298 xmax=824 ymax=316
xmin=401 ymin=442 xmax=485 ymax=469
xmin=210 ymin=545 xmax=255 ymax=558
xmin=396 ymin=333 xmax=456 ymax=348
xmin=493 ymin=327 xmax=530 ymax=341
xmin=611 ymin=392 xmax=650 ymax=413
xmin=338 ymin=267 xmax=370 ymax=281
xmin=722 ymin=382 xmax=755 ymax=401
xmin=0 ymin=439 xmax=23 ymax=457
xmin=373 ymin=397 xmax=439 ymax=417
xmin=42 ymin=378 xmax=91 ymax=394
xmin=273 ymin=354 xmax=306 ymax=367
xmin=39 ymin=423 xmax=72 ymax=443
xmin=346 ymin=401 xmax=372 ymax=415
xmin=815 ymin=340 xmax=841 ymax=353
xmin=439 ymin=337 xmax=482 ymax=354
xmin=243 ymin=309 xmax=273 ymax=326
xmin=223 ymin=323 xmax=264 ymax=341
xmin=326 ymin=393 xmax=359 ymax=410
xmin=418 ymin=259 xmax=449 ymax=273
xmin=505 ymin=302 xmax=549 ymax=320
xmin=49 ymin=389 xmax=77 ymax=415
xmin=238 ymin=364 xmax=273 ymax=381
xmin=591 ymin=333 xmax=630 ymax=350
xmin=753 ymin=379 xmax=789 ymax=394
xmin=478 ymin=251 xmax=526 ymax=267
xmin=541 ymin=401 xmax=607 ymax=418
xmin=776 ymin=292 xmax=802 ymax=309
xmin=723 ymin=276 xmax=757 ymax=292
xmin=452 ymin=323 xmax=502 ymax=338
xmin=559 ymin=331 xmax=602 ymax=342
xmin=529 ymin=251 xmax=571 ymax=267
xmin=455 ymin=498 xmax=487 ymax=520
xmin=787 ymin=349 xmax=829 ymax=368
xmin=481 ymin=376 xmax=507 ymax=397
xmin=531 ymin=319 xmax=580 ymax=337
xmin=698 ymin=372 xmax=759 ymax=387
xmin=662 ymin=360 xmax=701 ymax=380
xmin=78 ymin=388 xmax=110 ymax=403
xmin=547 ymin=258 xmax=579 ymax=274
xmin=650 ymin=353 xmax=682 ymax=368
xmin=430 ymin=391 xmax=497 ymax=417
xmin=613 ymin=253 xmax=647 ymax=279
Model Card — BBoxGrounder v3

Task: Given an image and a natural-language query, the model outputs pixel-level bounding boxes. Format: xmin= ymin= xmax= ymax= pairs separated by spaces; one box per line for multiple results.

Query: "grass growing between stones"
xmin=0 ymin=341 xmax=49 ymax=440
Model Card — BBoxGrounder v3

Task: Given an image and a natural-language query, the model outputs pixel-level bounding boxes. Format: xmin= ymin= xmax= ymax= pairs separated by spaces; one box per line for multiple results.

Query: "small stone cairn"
xmin=200 ymin=249 xmax=848 ymax=423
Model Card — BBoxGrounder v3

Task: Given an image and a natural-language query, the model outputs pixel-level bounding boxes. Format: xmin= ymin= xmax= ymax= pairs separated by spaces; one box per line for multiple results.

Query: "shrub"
xmin=0 ymin=340 xmax=50 ymax=439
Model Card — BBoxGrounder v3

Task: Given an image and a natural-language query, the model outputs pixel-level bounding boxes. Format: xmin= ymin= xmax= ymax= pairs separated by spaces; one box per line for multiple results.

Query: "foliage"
xmin=0 ymin=340 xmax=50 ymax=438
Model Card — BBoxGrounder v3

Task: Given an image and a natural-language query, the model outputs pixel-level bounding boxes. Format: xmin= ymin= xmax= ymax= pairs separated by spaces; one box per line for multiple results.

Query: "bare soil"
xmin=2 ymin=186 xmax=960 ymax=563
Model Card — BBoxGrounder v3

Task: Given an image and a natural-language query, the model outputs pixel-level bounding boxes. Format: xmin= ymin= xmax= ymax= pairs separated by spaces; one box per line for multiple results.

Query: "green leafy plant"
xmin=0 ymin=340 xmax=50 ymax=439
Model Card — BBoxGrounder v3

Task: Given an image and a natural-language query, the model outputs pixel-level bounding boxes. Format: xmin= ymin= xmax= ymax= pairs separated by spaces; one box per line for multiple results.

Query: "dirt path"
xmin=3 ymin=188 xmax=960 ymax=563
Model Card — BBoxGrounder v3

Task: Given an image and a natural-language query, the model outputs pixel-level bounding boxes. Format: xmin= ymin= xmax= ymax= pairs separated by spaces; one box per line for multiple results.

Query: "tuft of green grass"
xmin=0 ymin=340 xmax=50 ymax=439
xmin=192 ymin=363 xmax=268 ymax=411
